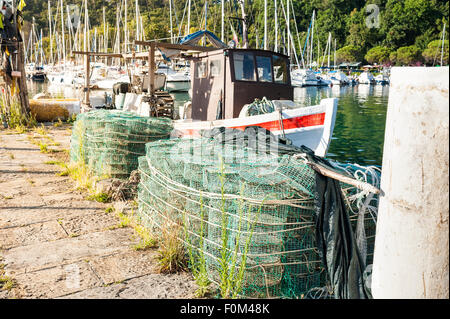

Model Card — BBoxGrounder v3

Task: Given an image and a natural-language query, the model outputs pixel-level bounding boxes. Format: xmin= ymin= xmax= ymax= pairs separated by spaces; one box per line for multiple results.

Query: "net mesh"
xmin=69 ymin=110 xmax=173 ymax=179
xmin=137 ymin=137 xmax=380 ymax=299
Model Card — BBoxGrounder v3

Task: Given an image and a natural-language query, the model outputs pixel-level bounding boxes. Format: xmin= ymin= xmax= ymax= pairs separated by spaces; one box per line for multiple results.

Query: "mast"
xmin=309 ymin=10 xmax=315 ymax=69
xmin=334 ymin=38 xmax=336 ymax=70
xmin=83 ymin=0 xmax=89 ymax=52
xmin=221 ymin=0 xmax=224 ymax=42
xmin=169 ymin=0 xmax=173 ymax=43
xmin=238 ymin=0 xmax=248 ymax=48
xmin=125 ymin=0 xmax=128 ymax=52
xmin=327 ymin=33 xmax=331 ymax=68
xmin=317 ymin=38 xmax=319 ymax=69
xmin=60 ymin=0 xmax=66 ymax=70
xmin=441 ymin=23 xmax=446 ymax=66
xmin=287 ymin=0 xmax=290 ymax=56
xmin=66 ymin=5 xmax=73 ymax=57
xmin=103 ymin=6 xmax=106 ymax=51
xmin=264 ymin=0 xmax=267 ymax=50
xmin=274 ymin=0 xmax=278 ymax=52
xmin=40 ymin=29 xmax=44 ymax=66
xmin=187 ymin=0 xmax=191 ymax=35
xmin=290 ymin=0 xmax=304 ymax=68
xmin=31 ymin=17 xmax=35 ymax=65
xmin=115 ymin=6 xmax=120 ymax=54
xmin=48 ymin=0 xmax=53 ymax=65
xmin=136 ymin=0 xmax=140 ymax=44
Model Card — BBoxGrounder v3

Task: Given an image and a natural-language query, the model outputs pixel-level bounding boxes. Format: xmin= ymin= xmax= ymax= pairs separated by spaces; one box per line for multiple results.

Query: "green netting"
xmin=69 ymin=110 xmax=173 ymax=179
xmin=137 ymin=137 xmax=379 ymax=299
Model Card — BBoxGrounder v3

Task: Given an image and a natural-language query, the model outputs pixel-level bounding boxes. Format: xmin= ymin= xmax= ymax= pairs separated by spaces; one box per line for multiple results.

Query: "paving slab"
xmin=0 ymin=220 xmax=67 ymax=249
xmin=88 ymin=250 xmax=159 ymax=285
xmin=11 ymin=261 xmax=103 ymax=299
xmin=0 ymin=205 xmax=103 ymax=230
xmin=3 ymin=228 xmax=138 ymax=275
xmin=60 ymin=212 xmax=119 ymax=236
xmin=60 ymin=272 xmax=197 ymax=299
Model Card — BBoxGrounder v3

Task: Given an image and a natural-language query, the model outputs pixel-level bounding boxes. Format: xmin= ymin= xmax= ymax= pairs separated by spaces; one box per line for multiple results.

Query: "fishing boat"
xmin=169 ymin=48 xmax=338 ymax=157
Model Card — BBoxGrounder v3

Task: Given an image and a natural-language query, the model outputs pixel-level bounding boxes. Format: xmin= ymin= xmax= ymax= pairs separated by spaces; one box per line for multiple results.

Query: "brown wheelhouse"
xmin=190 ymin=49 xmax=294 ymax=121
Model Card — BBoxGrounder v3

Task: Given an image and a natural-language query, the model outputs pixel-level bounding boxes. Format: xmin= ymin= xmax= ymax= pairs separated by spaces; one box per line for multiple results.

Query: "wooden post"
xmin=82 ymin=53 xmax=91 ymax=112
xmin=16 ymin=38 xmax=30 ymax=115
xmin=149 ymin=42 xmax=155 ymax=96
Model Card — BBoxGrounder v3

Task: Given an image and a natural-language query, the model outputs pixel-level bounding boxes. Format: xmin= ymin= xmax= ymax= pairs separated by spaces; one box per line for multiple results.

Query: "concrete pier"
xmin=371 ymin=67 xmax=449 ymax=298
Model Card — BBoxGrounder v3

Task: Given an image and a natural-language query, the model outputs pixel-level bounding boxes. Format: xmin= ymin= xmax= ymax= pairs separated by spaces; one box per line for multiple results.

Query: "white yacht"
xmin=327 ymin=71 xmax=350 ymax=86
xmin=358 ymin=71 xmax=376 ymax=85
xmin=157 ymin=64 xmax=190 ymax=92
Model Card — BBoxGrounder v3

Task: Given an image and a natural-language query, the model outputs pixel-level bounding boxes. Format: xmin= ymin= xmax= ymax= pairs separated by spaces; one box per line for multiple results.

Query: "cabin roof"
xmin=195 ymin=48 xmax=291 ymax=60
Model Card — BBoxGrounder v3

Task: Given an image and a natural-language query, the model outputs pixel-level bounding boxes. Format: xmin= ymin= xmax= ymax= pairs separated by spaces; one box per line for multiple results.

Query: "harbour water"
xmin=27 ymin=81 xmax=388 ymax=166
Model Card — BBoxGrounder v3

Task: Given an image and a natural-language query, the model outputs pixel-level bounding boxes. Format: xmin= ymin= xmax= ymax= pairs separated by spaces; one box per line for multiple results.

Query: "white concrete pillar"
xmin=372 ymin=67 xmax=449 ymax=299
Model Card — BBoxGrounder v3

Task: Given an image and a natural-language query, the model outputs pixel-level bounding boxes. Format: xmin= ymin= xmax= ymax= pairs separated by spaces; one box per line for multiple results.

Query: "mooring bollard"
xmin=371 ymin=67 xmax=449 ymax=299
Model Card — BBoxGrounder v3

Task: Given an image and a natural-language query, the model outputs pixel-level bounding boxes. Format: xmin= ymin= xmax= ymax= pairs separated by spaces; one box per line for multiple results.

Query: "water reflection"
xmin=294 ymin=85 xmax=389 ymax=166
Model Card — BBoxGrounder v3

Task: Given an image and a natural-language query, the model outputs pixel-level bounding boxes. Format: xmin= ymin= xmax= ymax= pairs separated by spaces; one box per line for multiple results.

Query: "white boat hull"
xmin=166 ymin=80 xmax=190 ymax=92
xmin=172 ymin=98 xmax=338 ymax=157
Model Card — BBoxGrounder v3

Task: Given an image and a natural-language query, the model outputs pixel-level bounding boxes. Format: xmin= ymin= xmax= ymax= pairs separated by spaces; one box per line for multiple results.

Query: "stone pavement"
xmin=0 ymin=126 xmax=196 ymax=299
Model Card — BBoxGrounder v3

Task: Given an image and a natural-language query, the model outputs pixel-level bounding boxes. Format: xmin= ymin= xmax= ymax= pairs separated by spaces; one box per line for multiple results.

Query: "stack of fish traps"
xmin=69 ymin=110 xmax=173 ymax=179
xmin=137 ymin=136 xmax=380 ymax=299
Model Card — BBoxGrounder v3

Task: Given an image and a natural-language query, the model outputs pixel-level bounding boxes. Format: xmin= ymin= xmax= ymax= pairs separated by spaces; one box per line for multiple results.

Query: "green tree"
xmin=336 ymin=45 xmax=363 ymax=63
xmin=365 ymin=46 xmax=391 ymax=64
xmin=422 ymin=39 xmax=449 ymax=65
xmin=381 ymin=0 xmax=442 ymax=49
xmin=395 ymin=45 xmax=423 ymax=65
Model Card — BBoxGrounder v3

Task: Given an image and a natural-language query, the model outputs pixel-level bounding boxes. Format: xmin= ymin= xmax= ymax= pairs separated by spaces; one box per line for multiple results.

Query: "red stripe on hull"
xmin=178 ymin=113 xmax=326 ymax=137
xmin=230 ymin=113 xmax=325 ymax=131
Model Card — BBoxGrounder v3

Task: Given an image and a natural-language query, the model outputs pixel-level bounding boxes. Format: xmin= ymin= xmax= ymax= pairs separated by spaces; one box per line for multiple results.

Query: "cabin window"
xmin=196 ymin=62 xmax=207 ymax=78
xmin=233 ymin=52 xmax=256 ymax=81
xmin=210 ymin=60 xmax=221 ymax=77
xmin=256 ymin=56 xmax=273 ymax=82
xmin=273 ymin=55 xmax=289 ymax=84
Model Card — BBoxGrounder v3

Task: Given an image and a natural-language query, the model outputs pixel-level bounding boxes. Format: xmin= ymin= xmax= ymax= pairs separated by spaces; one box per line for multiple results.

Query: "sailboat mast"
xmin=238 ymin=0 xmax=248 ymax=48
xmin=274 ymin=0 xmax=278 ymax=52
xmin=136 ymin=0 xmax=140 ymax=43
xmin=60 ymin=0 xmax=66 ymax=70
xmin=40 ymin=29 xmax=44 ymax=66
xmin=83 ymin=0 xmax=88 ymax=51
xmin=103 ymin=6 xmax=106 ymax=51
xmin=66 ymin=6 xmax=73 ymax=56
xmin=187 ymin=0 xmax=191 ymax=35
xmin=31 ymin=17 xmax=35 ymax=64
xmin=221 ymin=0 xmax=224 ymax=42
xmin=264 ymin=0 xmax=267 ymax=50
xmin=309 ymin=10 xmax=315 ymax=69
xmin=317 ymin=38 xmax=319 ymax=68
xmin=287 ymin=0 xmax=290 ymax=56
xmin=48 ymin=0 xmax=53 ymax=65
xmin=125 ymin=0 xmax=128 ymax=52
xmin=169 ymin=0 xmax=173 ymax=43
xmin=441 ymin=23 xmax=446 ymax=66
xmin=327 ymin=33 xmax=331 ymax=68
xmin=334 ymin=38 xmax=336 ymax=70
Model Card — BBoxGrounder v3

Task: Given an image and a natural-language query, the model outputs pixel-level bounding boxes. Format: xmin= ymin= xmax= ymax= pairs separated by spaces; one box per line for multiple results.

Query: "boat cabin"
xmin=190 ymin=49 xmax=293 ymax=121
